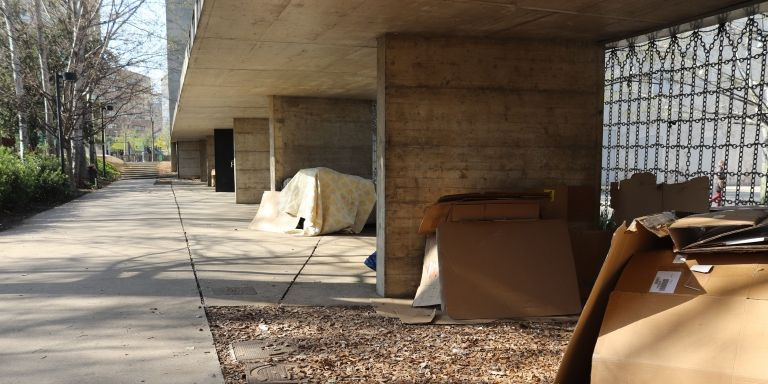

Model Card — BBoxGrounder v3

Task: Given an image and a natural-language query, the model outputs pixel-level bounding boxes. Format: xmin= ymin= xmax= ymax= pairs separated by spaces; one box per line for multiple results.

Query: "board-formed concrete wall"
xmin=177 ymin=140 xmax=202 ymax=179
xmin=377 ymin=35 xmax=605 ymax=297
xmin=234 ymin=118 xmax=270 ymax=203
xmin=199 ymin=140 xmax=208 ymax=183
xmin=270 ymin=96 xmax=374 ymax=189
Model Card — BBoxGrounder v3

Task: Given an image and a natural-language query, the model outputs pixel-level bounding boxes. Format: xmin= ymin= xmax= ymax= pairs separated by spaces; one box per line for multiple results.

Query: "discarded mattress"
xmin=249 ymin=167 xmax=375 ymax=236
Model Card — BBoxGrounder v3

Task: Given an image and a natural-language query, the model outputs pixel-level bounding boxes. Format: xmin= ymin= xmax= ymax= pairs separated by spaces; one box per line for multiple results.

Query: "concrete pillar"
xmin=205 ymin=136 xmax=214 ymax=186
xmin=376 ymin=35 xmax=604 ymax=297
xmin=233 ymin=118 xmax=270 ymax=203
xmin=177 ymin=140 xmax=202 ymax=179
xmin=171 ymin=142 xmax=178 ymax=172
xmin=199 ymin=140 xmax=208 ymax=183
xmin=269 ymin=96 xmax=374 ymax=189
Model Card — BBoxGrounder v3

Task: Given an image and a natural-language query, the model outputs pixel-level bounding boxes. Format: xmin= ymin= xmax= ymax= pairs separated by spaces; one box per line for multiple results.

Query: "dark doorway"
xmin=214 ymin=129 xmax=235 ymax=192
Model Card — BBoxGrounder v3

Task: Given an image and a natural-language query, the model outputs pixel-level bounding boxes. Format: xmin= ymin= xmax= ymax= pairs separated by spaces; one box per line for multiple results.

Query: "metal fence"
xmin=602 ymin=13 xmax=768 ymax=218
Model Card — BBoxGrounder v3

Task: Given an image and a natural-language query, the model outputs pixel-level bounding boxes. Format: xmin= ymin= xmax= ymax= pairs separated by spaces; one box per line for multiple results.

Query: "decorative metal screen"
xmin=602 ymin=14 xmax=768 ymax=219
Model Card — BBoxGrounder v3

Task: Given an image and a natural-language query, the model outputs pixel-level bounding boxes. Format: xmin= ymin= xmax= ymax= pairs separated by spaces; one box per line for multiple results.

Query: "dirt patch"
xmin=206 ymin=306 xmax=573 ymax=383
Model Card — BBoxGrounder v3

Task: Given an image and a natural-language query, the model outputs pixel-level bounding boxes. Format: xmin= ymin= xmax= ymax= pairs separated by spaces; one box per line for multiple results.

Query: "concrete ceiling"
xmin=172 ymin=0 xmax=766 ymax=140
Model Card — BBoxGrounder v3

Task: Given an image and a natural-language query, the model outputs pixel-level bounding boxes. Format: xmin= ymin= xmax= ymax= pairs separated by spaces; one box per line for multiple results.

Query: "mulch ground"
xmin=206 ymin=306 xmax=574 ymax=383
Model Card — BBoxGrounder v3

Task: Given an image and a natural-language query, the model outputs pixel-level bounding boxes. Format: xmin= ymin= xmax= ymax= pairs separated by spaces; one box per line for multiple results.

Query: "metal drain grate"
xmin=210 ymin=286 xmax=258 ymax=296
xmin=230 ymin=340 xmax=296 ymax=362
xmin=244 ymin=363 xmax=297 ymax=384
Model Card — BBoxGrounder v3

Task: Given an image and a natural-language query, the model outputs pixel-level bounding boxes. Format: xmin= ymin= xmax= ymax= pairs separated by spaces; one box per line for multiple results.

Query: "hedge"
xmin=0 ymin=147 xmax=71 ymax=212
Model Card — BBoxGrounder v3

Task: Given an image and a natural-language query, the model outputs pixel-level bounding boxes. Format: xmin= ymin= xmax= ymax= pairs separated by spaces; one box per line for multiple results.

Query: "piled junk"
xmin=379 ymin=185 xmax=614 ymax=324
xmin=249 ymin=167 xmax=375 ymax=236
xmin=558 ymin=174 xmax=768 ymax=383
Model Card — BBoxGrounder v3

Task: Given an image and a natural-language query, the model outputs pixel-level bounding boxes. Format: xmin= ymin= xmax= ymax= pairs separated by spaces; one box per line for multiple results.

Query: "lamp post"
xmin=54 ymin=71 xmax=78 ymax=174
xmin=100 ymin=104 xmax=113 ymax=177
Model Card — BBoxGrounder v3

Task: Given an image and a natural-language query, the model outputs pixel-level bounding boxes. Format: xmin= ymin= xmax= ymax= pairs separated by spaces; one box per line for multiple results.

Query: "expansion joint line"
xmin=170 ymin=181 xmax=207 ymax=307
xmin=279 ymin=238 xmax=322 ymax=304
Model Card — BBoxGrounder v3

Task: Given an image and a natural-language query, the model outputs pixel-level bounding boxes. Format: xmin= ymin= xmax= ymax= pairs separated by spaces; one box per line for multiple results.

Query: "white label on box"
xmin=649 ymin=271 xmax=682 ymax=294
xmin=691 ymin=264 xmax=714 ymax=273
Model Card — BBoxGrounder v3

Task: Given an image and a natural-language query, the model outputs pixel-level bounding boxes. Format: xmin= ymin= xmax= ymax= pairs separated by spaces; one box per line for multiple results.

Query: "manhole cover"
xmin=244 ymin=363 xmax=297 ymax=384
xmin=230 ymin=340 xmax=297 ymax=362
xmin=211 ymin=286 xmax=258 ymax=296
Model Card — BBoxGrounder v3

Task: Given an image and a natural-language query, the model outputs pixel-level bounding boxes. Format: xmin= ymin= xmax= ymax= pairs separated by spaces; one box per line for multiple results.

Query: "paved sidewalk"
xmin=171 ymin=181 xmax=377 ymax=306
xmin=0 ymin=178 xmax=377 ymax=383
xmin=0 ymin=180 xmax=221 ymax=384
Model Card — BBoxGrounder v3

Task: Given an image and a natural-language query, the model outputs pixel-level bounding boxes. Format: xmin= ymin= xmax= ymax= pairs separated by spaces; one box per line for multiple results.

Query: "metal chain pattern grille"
xmin=602 ymin=14 xmax=768 ymax=218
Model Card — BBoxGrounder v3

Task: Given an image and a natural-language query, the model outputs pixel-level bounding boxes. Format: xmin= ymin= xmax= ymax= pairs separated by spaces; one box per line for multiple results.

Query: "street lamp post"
xmin=54 ymin=71 xmax=77 ymax=174
xmin=100 ymin=104 xmax=113 ymax=177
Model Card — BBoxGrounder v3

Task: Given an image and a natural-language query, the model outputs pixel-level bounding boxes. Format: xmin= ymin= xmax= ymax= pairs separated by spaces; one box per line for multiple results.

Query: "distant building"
xmin=98 ymin=69 xmax=162 ymax=161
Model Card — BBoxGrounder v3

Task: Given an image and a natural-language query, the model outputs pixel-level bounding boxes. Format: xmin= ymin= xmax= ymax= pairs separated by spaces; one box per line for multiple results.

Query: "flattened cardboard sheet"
xmin=437 ymin=220 xmax=581 ymax=320
xmin=555 ymin=218 xmax=670 ymax=383
xmin=609 ymin=173 xmax=709 ymax=225
xmin=418 ymin=199 xmax=540 ymax=235
xmin=669 ymin=208 xmax=768 ymax=253
xmin=413 ymin=235 xmax=441 ymax=307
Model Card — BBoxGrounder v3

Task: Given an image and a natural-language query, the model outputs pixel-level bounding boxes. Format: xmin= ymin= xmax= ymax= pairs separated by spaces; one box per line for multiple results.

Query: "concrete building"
xmin=167 ymin=0 xmax=767 ymax=297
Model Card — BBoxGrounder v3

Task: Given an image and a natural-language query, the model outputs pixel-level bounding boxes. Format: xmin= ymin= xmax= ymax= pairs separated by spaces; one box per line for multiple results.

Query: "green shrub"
xmin=95 ymin=158 xmax=121 ymax=182
xmin=0 ymin=147 xmax=71 ymax=212
xmin=25 ymin=152 xmax=70 ymax=204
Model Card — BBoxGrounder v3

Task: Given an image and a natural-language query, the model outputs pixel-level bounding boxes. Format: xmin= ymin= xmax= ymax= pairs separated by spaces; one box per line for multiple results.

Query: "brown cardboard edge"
xmin=555 ymin=221 xmax=670 ymax=383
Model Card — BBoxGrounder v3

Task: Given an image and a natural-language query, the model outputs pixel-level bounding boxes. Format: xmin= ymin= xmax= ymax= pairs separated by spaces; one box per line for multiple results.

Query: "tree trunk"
xmin=73 ymin=121 xmax=87 ymax=186
xmin=33 ymin=0 xmax=55 ymax=154
xmin=1 ymin=0 xmax=28 ymax=160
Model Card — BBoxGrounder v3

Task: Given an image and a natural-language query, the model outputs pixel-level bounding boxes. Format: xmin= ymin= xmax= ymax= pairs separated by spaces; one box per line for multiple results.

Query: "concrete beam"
xmin=234 ymin=118 xmax=270 ymax=204
xmin=376 ymin=35 xmax=605 ymax=297
xmin=269 ymin=96 xmax=374 ymax=189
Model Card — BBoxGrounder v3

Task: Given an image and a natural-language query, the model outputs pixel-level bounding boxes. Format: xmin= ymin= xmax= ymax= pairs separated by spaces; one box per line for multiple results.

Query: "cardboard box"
xmin=540 ymin=185 xmax=600 ymax=223
xmin=569 ymin=226 xmax=613 ymax=303
xmin=592 ymin=249 xmax=768 ymax=383
xmin=668 ymin=208 xmax=768 ymax=253
xmin=437 ymin=220 xmax=582 ymax=319
xmin=609 ymin=173 xmax=710 ymax=225
xmin=556 ymin=213 xmax=674 ymax=383
xmin=418 ymin=199 xmax=541 ymax=235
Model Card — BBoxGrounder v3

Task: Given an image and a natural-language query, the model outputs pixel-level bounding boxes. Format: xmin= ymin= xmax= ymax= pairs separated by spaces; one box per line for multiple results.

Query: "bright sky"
xmin=102 ymin=0 xmax=168 ymax=91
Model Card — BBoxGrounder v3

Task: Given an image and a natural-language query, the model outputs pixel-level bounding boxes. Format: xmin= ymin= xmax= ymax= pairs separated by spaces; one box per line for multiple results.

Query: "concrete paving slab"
xmin=0 ymin=179 xmax=222 ymax=384
xmin=170 ymin=181 xmax=378 ymax=307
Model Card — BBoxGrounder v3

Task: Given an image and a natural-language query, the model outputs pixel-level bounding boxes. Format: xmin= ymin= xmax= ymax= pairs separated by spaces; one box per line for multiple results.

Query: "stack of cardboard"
xmin=414 ymin=187 xmax=609 ymax=320
xmin=557 ymin=208 xmax=768 ymax=383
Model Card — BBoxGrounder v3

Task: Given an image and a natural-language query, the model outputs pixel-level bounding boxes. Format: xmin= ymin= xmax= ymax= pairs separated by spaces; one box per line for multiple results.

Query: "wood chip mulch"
xmin=206 ymin=306 xmax=574 ymax=383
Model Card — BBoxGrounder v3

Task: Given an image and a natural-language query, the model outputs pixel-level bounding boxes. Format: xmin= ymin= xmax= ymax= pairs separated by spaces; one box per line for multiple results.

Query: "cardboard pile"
xmin=414 ymin=187 xmax=610 ymax=321
xmin=609 ymin=172 xmax=710 ymax=225
xmin=557 ymin=208 xmax=768 ymax=383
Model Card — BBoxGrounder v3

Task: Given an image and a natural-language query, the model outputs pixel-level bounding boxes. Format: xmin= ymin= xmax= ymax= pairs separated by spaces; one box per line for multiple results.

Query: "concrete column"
xmin=199 ymin=140 xmax=208 ymax=183
xmin=376 ymin=35 xmax=604 ymax=297
xmin=177 ymin=140 xmax=202 ymax=179
xmin=233 ymin=118 xmax=270 ymax=203
xmin=171 ymin=142 xmax=178 ymax=172
xmin=269 ymin=96 xmax=374 ymax=189
xmin=205 ymin=136 xmax=214 ymax=186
